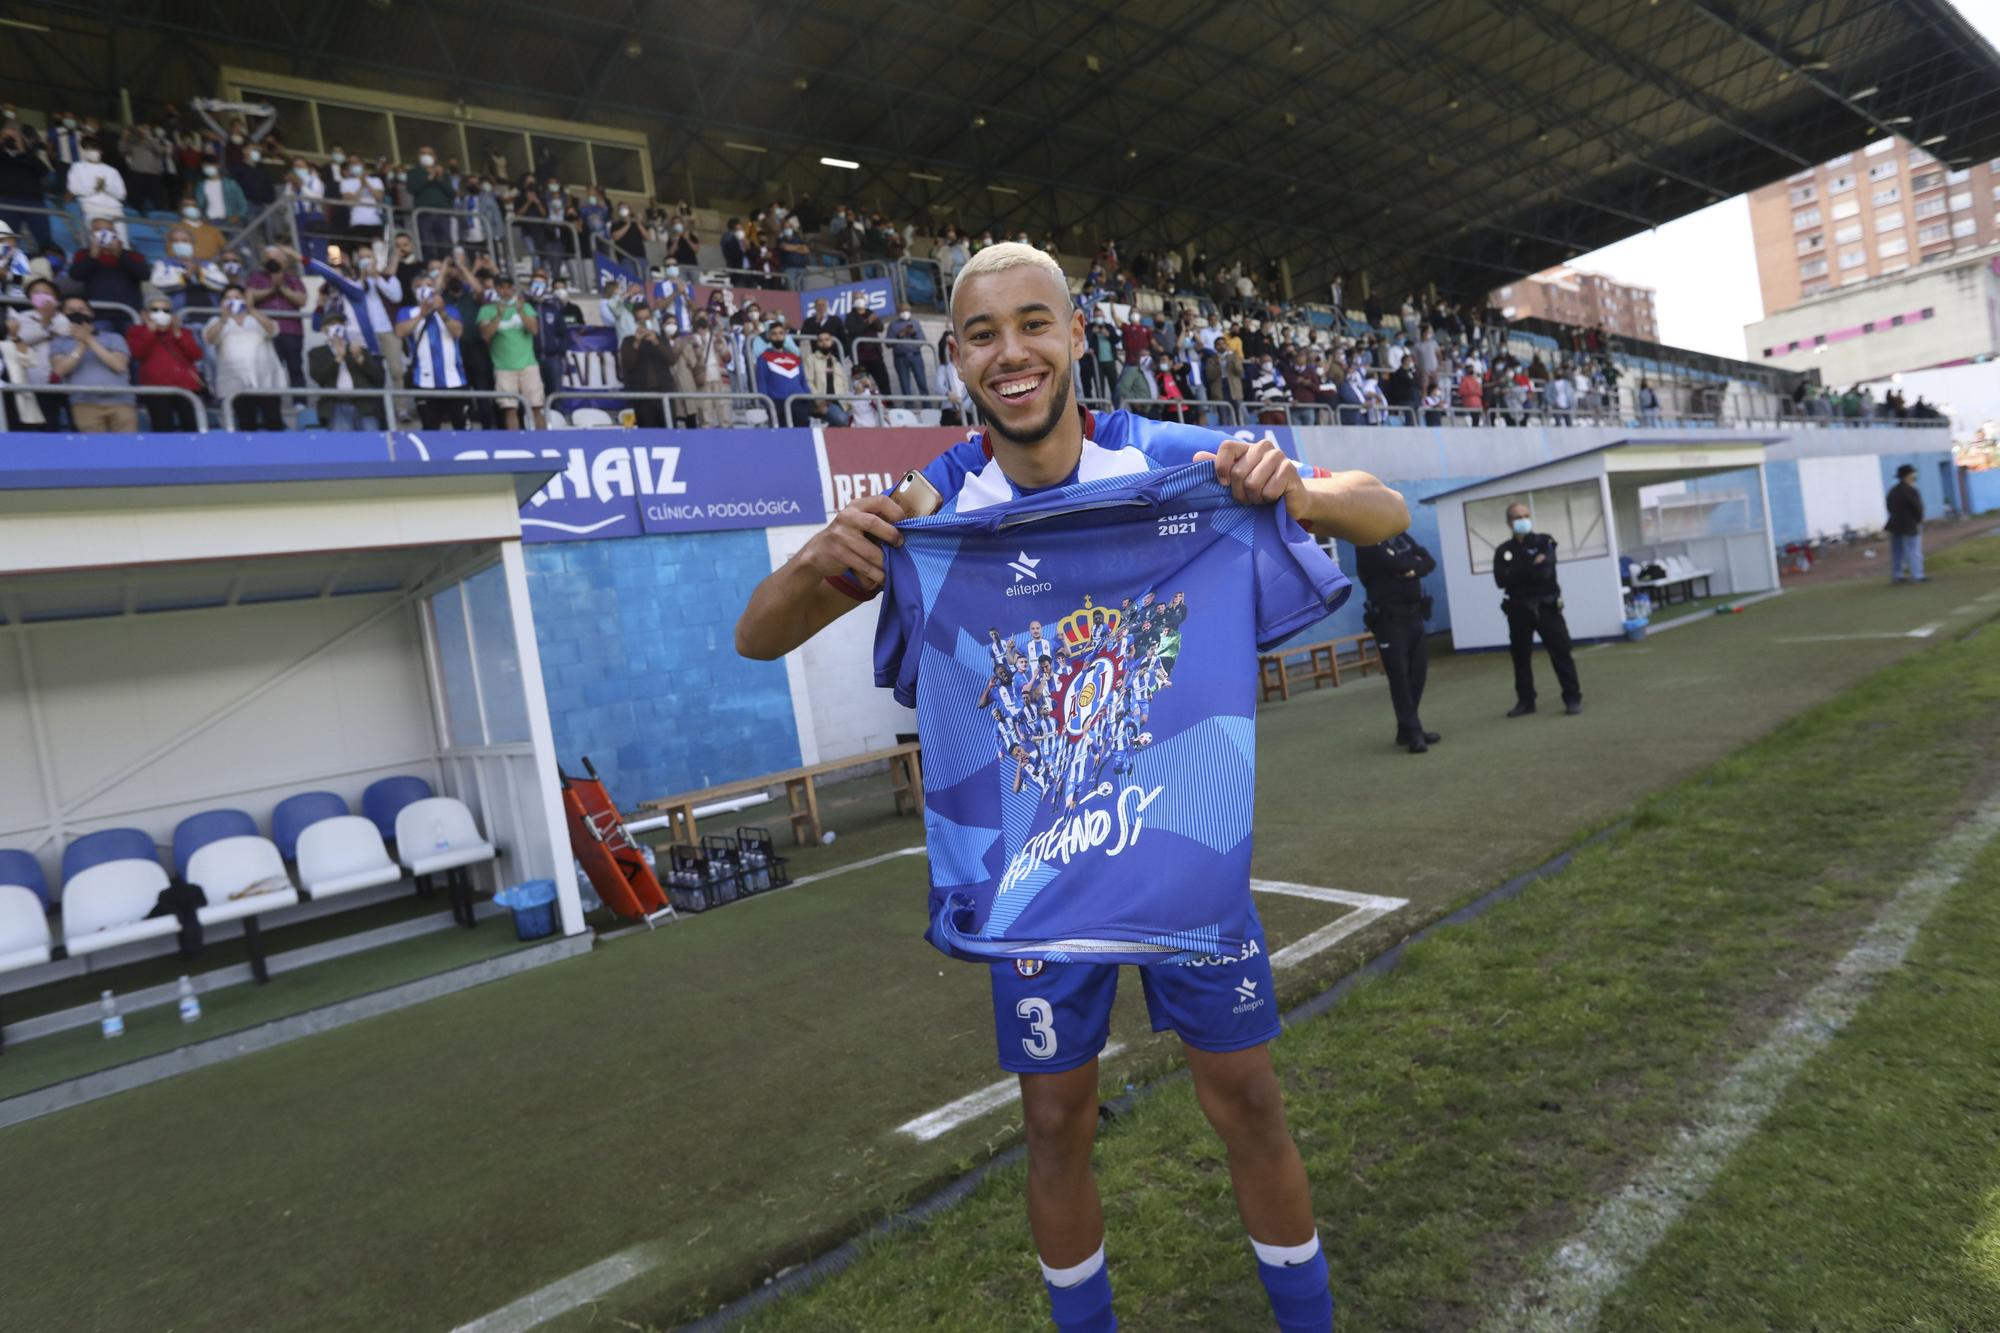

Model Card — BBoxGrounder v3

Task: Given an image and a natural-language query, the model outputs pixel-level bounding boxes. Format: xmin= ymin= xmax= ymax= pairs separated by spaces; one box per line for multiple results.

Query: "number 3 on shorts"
xmin=1016 ymin=997 xmax=1057 ymax=1060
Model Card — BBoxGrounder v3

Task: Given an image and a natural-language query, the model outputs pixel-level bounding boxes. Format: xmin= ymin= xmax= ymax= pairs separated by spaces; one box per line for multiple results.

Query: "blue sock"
xmin=1042 ymin=1245 xmax=1117 ymax=1332
xmin=1254 ymin=1235 xmax=1334 ymax=1333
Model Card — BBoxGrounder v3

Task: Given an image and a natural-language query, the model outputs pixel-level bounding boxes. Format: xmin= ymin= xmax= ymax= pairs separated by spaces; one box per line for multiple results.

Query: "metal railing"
xmin=3 ymin=298 xmax=142 ymax=327
xmin=1116 ymin=397 xmax=1242 ymax=427
xmin=896 ymin=257 xmax=947 ymax=311
xmin=11 ymin=382 xmax=210 ymax=431
xmin=777 ymin=392 xmax=962 ymax=427
xmin=850 ymin=336 xmax=942 ymax=389
xmin=543 ymin=388 xmax=783 ymax=429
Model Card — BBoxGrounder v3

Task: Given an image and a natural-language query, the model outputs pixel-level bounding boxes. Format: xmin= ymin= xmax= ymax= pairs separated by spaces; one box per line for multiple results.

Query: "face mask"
xmin=263 ymin=259 xmax=282 ymax=274
xmin=293 ymin=166 xmax=311 ymax=180
xmin=529 ymin=279 xmax=547 ymax=296
xmin=81 ymin=149 xmax=102 ymax=164
xmin=897 ymin=310 xmax=910 ymax=321
xmin=246 ymin=150 xmax=262 ymax=165
xmin=483 ymin=287 xmax=498 ymax=303
xmin=481 ymin=182 xmax=493 ymax=193
xmin=222 ymin=259 xmax=242 ymax=274
xmin=330 ymin=151 xmax=346 ymax=164
xmin=171 ymin=241 xmax=193 ymax=258
xmin=1511 ymin=518 xmax=1533 ymax=536
xmin=229 ymin=132 xmax=244 ymax=144
xmin=63 ymin=117 xmax=78 ymax=130
xmin=670 ymin=222 xmax=684 ymax=234
xmin=358 ymin=254 xmax=374 ymax=270
xmin=419 ymin=154 xmax=435 ymax=167
xmin=347 ymin=164 xmax=363 ymax=178
xmin=547 ymin=182 xmax=560 ymax=194
xmin=93 ymin=232 xmax=117 ymax=249
xmin=29 ymin=291 xmax=54 ymax=311
xmin=552 ymin=286 xmax=569 ymax=300
xmin=732 ymin=228 xmax=744 ymax=239
xmin=203 ymin=165 xmax=219 ymax=179
xmin=663 ymin=323 xmax=679 ymax=337
xmin=663 ymin=265 xmax=679 ymax=278
xmin=619 ymin=207 xmax=632 ymax=218
xmin=415 ymin=285 xmax=436 ymax=303
xmin=147 ymin=310 xmax=172 ymax=327
xmin=225 ymin=299 xmax=246 ymax=315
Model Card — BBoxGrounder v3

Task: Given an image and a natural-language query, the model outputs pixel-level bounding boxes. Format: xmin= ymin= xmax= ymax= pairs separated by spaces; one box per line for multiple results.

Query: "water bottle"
xmin=432 ymin=816 xmax=448 ymax=855
xmin=99 ymin=989 xmax=124 ymax=1039
xmin=177 ymin=975 xmax=202 ymax=1025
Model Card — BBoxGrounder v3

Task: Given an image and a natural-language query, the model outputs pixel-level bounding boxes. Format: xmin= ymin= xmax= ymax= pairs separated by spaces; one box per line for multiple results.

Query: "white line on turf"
xmin=450 ymin=1245 xmax=657 ymax=1333
xmin=896 ymin=1041 xmax=1131 ymax=1143
xmin=1482 ymin=794 xmax=2000 ymax=1333
xmin=1775 ymin=627 xmax=1938 ymax=643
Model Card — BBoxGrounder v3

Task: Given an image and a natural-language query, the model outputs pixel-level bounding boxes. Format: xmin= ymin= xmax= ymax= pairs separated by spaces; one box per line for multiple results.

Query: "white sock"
xmin=1251 ymin=1233 xmax=1321 ymax=1267
xmin=1039 ymin=1243 xmax=1107 ymax=1287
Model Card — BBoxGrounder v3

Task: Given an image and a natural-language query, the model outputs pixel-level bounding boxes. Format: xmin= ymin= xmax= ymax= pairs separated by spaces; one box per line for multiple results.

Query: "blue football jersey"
xmin=875 ymin=461 xmax=1350 ymax=966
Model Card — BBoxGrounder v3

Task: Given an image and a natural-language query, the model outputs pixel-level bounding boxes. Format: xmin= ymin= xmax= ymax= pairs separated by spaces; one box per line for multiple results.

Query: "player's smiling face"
xmin=953 ymin=264 xmax=1083 ymax=447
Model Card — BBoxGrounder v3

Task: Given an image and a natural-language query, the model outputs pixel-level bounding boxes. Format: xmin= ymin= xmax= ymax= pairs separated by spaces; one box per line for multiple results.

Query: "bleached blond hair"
xmin=950 ymin=241 xmax=1072 ymax=320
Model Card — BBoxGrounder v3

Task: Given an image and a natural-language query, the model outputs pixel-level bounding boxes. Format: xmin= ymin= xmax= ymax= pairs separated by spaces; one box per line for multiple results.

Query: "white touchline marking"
xmin=1776 ymin=631 xmax=1931 ymax=643
xmin=451 ymin=1245 xmax=658 ymax=1333
xmin=1482 ymin=794 xmax=2000 ymax=1333
xmin=1978 ymin=589 xmax=2000 ymax=603
xmin=1252 ymin=879 xmax=1411 ymax=969
xmin=894 ymin=881 xmax=1410 ymax=1142
xmin=736 ymin=845 xmax=926 ymax=905
xmin=896 ymin=1042 xmax=1130 ymax=1143
xmin=1951 ymin=604 xmax=1981 ymax=616
xmin=1909 ymin=622 xmax=1941 ymax=638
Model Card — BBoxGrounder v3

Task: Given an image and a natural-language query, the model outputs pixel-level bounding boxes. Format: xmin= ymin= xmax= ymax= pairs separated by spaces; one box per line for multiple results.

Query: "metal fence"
xmin=9 ymin=382 xmax=211 ymax=431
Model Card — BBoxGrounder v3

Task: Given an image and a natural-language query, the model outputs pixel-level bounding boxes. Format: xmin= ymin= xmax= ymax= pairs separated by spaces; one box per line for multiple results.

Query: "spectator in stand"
xmin=336 ymin=156 xmax=387 ymax=252
xmin=248 ymin=243 xmax=308 ymax=406
xmin=308 ymin=321 xmax=387 ymax=430
xmin=0 ymin=115 xmax=51 ymax=255
xmin=530 ymin=269 xmax=579 ymax=419
xmin=230 ymin=142 xmax=276 ymax=228
xmin=1363 ymin=293 xmax=1384 ymax=330
xmin=687 ymin=310 xmax=732 ymax=427
xmin=282 ymin=155 xmax=328 ymax=255
xmin=846 ymin=300 xmax=888 ymax=394
xmin=775 ymin=216 xmax=811 ymax=274
xmin=618 ymin=313 xmax=674 ymax=429
xmin=608 ymin=201 xmax=647 ymax=262
xmin=658 ymin=315 xmax=700 ymax=427
xmin=49 ymin=295 xmax=136 ymax=432
xmin=666 ymin=213 xmax=698 ymax=266
xmin=126 ymin=298 xmax=205 ymax=431
xmin=885 ymin=304 xmax=928 ymax=402
xmin=307 ymin=249 xmax=406 ymax=390
xmin=119 ymin=120 xmax=172 ymax=214
xmin=174 ymin=200 xmax=226 ymax=260
xmin=43 ymin=110 xmax=83 ymax=185
xmin=721 ymin=216 xmax=748 ymax=271
xmin=150 ymin=224 xmax=213 ymax=311
xmin=1637 ymin=379 xmax=1662 ymax=427
xmin=1115 ymin=356 xmax=1152 ymax=412
xmin=937 ymin=225 xmax=969 ymax=285
xmin=193 ymin=154 xmax=248 ymax=231
xmin=7 ymin=276 xmax=64 ymax=429
xmin=393 ymin=267 xmax=470 ymax=429
xmin=478 ymin=274 xmax=545 ymax=431
xmin=512 ymin=179 xmax=556 ymax=265
xmin=388 ymin=231 xmax=424 ymax=301
xmin=1546 ymin=367 xmax=1574 ymax=425
xmin=204 ymin=283 xmax=284 ymax=430
xmin=406 ymin=147 xmax=456 ymax=257
xmin=797 ymin=329 xmax=853 ymax=427
xmin=1247 ymin=353 xmax=1287 ymax=423
xmin=65 ymin=135 xmax=128 ymax=245
xmin=462 ymin=177 xmax=504 ymax=255
xmin=67 ymin=225 xmax=149 ymax=331
xmin=800 ymin=298 xmax=846 ymax=352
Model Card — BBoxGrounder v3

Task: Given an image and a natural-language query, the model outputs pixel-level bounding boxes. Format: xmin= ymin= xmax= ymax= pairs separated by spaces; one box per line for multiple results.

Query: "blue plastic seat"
xmin=0 ymin=849 xmax=50 ymax=909
xmin=171 ymin=809 xmax=258 ymax=877
xmin=362 ymin=776 xmax=436 ymax=842
xmin=272 ymin=791 xmax=350 ymax=861
xmin=61 ymin=828 xmax=161 ymax=883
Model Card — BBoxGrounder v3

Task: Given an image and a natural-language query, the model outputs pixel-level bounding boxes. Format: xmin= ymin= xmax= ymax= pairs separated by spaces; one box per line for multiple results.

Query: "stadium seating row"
xmin=0 ymin=775 xmax=501 ymax=1048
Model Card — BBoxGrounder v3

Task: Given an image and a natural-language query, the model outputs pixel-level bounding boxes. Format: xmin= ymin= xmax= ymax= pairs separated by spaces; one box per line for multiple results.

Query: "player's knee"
xmin=1200 ymin=1066 xmax=1290 ymax=1148
xmin=1020 ymin=1083 xmax=1098 ymax=1159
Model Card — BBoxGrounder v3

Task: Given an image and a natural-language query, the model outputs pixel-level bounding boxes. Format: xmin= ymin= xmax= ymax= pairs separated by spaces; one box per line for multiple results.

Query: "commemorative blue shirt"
xmin=875 ymin=458 xmax=1350 ymax=966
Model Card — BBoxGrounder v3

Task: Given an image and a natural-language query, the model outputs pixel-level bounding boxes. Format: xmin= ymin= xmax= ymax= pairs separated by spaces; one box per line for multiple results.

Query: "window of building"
xmin=1878 ymin=236 xmax=1908 ymax=257
xmin=1799 ymin=257 xmax=1828 ymax=277
xmin=1914 ymin=196 xmax=1947 ymax=219
xmin=1912 ymin=170 xmax=1945 ymax=191
xmin=1829 ymin=174 xmax=1855 ymax=194
xmin=1789 ymin=183 xmax=1818 ymax=206
xmin=1792 ymin=207 xmax=1822 ymax=230
xmin=1865 ymin=138 xmax=1895 ymax=156
xmin=1907 ymin=148 xmax=1936 ymax=167
xmin=1867 ymin=160 xmax=1899 ymax=182
xmin=1953 ymin=216 xmax=1977 ymax=238
xmin=1802 ymin=279 xmax=1831 ymax=296
xmin=1834 ymin=222 xmax=1863 ymax=244
xmin=1466 ymin=481 xmax=1608 ymax=576
xmin=1948 ymin=168 xmax=1970 ymax=185
xmin=1917 ymin=221 xmax=1951 ymax=244
xmin=1880 ymin=259 xmax=1909 ymax=276
xmin=1950 ymin=190 xmax=1973 ymax=212
xmin=1876 ymin=209 xmax=1903 ymax=231
xmin=1787 ymin=167 xmax=1816 ymax=182
xmin=1795 ymin=234 xmax=1823 ymax=254
xmin=1826 ymin=152 xmax=1854 ymax=167
xmin=1831 ymin=199 xmax=1859 ymax=220
xmin=1838 ymin=249 xmax=1868 ymax=269
xmin=1872 ymin=184 xmax=1901 ymax=206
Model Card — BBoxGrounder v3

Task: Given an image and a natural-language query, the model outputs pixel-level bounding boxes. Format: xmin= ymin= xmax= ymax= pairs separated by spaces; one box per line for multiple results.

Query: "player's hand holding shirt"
xmin=876 ymin=461 xmax=1349 ymax=966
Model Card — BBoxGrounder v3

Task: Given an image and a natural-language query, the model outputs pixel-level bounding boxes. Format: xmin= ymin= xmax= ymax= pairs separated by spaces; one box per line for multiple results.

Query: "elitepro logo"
xmin=1006 ymin=550 xmax=1051 ymax=597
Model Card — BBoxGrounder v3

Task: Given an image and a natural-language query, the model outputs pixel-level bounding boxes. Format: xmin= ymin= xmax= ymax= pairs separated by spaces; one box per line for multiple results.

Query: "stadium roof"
xmin=12 ymin=0 xmax=2000 ymax=300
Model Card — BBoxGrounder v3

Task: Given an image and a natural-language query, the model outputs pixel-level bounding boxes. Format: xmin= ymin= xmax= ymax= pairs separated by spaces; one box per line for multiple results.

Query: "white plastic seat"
xmin=394 ymin=798 xmax=498 ymax=878
xmin=545 ymin=408 xmax=569 ymax=430
xmin=297 ymin=817 xmax=404 ymax=901
xmin=62 ymin=859 xmax=178 ymax=957
xmin=185 ymin=836 xmax=302 ymax=925
xmin=0 ymin=885 xmax=53 ymax=975
xmin=567 ymin=407 xmax=614 ymax=428
xmin=884 ymin=408 xmax=919 ymax=428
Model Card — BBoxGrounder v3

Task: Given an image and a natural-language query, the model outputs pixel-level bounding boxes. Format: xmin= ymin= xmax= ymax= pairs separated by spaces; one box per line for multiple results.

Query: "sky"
xmin=1564 ymin=0 xmax=2000 ymax=425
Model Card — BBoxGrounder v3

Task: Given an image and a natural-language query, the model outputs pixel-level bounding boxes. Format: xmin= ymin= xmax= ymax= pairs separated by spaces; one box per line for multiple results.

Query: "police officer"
xmin=1357 ymin=531 xmax=1439 ymax=753
xmin=1494 ymin=502 xmax=1581 ymax=716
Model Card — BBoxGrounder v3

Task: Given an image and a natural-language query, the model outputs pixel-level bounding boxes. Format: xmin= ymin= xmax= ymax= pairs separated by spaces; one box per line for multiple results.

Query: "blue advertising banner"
xmin=802 ymin=276 xmax=897 ymax=320
xmin=514 ymin=428 xmax=827 ymax=543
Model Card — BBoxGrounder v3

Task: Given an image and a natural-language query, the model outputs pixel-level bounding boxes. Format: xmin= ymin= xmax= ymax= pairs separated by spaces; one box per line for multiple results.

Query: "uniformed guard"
xmin=1356 ymin=531 xmax=1439 ymax=753
xmin=1492 ymin=501 xmax=1582 ymax=717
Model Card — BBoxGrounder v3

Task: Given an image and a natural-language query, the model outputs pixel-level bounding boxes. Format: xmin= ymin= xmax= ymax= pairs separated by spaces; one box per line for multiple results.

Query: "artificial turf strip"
xmin=736 ymin=614 xmax=2000 ymax=1331
xmin=1592 ymin=835 xmax=2000 ymax=1332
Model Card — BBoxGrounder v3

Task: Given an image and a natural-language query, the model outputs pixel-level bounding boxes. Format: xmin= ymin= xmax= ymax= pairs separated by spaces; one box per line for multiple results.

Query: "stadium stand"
xmin=0 ymin=96 xmax=1952 ymax=439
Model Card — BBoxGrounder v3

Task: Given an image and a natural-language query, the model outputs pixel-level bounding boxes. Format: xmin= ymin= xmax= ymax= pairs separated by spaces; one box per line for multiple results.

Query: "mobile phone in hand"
xmin=889 ymin=469 xmax=943 ymax=518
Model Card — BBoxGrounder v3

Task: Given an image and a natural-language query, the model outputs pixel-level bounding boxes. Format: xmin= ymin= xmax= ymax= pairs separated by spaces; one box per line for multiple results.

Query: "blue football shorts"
xmin=988 ymin=932 xmax=1280 ymax=1074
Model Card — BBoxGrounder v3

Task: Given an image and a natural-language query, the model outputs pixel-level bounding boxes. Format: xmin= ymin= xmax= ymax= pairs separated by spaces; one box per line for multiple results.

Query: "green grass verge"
xmin=1595 ymin=837 xmax=2000 ymax=1331
xmin=1927 ymin=527 xmax=2000 ymax=574
xmin=739 ymin=612 xmax=2000 ymax=1330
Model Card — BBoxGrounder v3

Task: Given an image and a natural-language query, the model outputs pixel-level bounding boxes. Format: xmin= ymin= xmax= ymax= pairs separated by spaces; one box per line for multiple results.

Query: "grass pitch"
xmin=0 ymin=564 xmax=1992 ymax=1332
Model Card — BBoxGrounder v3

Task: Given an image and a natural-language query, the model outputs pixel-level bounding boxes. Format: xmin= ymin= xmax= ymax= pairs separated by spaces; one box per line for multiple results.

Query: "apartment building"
xmin=1489 ymin=266 xmax=1659 ymax=340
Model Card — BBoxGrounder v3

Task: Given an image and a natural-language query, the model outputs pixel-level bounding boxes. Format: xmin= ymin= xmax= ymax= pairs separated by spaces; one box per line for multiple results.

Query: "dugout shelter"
xmin=1424 ymin=438 xmax=1784 ymax=650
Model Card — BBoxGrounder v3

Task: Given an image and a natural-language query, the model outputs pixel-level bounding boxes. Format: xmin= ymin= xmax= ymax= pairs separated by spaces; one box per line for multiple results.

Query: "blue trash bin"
xmin=493 ymin=879 xmax=558 ymax=941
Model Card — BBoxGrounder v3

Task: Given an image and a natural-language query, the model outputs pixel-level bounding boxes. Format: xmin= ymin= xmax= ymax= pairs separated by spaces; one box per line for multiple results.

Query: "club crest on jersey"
xmin=1014 ymin=959 xmax=1045 ymax=978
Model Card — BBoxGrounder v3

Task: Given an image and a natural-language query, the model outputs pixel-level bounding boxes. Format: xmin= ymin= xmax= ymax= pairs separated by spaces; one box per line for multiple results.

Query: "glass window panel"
xmin=1465 ymin=481 xmax=1606 ymax=575
xmin=394 ymin=115 xmax=467 ymax=171
xmin=317 ymin=105 xmax=393 ymax=163
xmin=463 ymin=564 xmax=531 ymax=744
xmin=429 ymin=583 xmax=484 ymax=747
xmin=530 ymin=136 xmax=591 ymax=186
xmin=468 ymin=129 xmax=529 ymax=181
xmin=592 ymin=143 xmax=645 ymax=193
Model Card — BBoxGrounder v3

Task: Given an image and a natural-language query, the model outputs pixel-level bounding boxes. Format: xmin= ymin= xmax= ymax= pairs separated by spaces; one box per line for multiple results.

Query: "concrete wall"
xmin=1744 ymin=245 xmax=2000 ymax=383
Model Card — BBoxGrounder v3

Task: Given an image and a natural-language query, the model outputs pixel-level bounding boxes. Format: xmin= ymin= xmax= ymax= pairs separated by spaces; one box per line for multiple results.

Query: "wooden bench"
xmin=1258 ymin=633 xmax=1382 ymax=703
xmin=638 ymin=742 xmax=924 ymax=848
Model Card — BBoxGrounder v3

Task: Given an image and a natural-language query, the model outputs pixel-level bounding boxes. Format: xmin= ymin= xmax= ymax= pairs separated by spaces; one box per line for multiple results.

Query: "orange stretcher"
xmin=562 ymin=757 xmax=674 ymax=924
